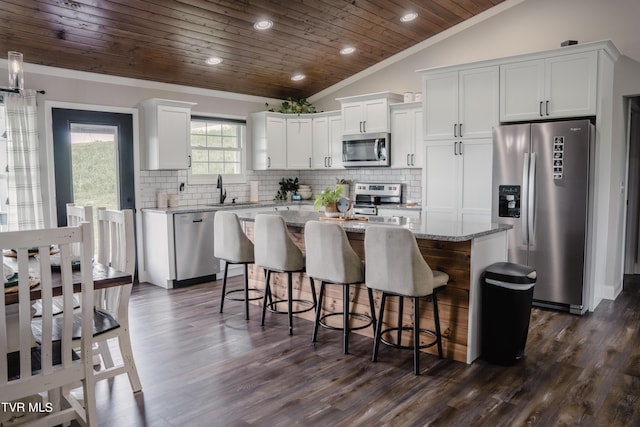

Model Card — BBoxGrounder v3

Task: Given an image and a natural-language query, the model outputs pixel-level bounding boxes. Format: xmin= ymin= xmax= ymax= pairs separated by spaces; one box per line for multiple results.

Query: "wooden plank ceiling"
xmin=0 ymin=0 xmax=505 ymax=100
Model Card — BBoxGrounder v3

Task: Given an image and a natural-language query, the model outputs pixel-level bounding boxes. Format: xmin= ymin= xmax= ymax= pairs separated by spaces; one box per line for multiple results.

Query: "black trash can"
xmin=481 ymin=262 xmax=536 ymax=366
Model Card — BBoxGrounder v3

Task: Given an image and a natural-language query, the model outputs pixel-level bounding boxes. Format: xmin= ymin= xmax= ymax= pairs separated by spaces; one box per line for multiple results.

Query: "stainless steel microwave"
xmin=342 ymin=132 xmax=390 ymax=167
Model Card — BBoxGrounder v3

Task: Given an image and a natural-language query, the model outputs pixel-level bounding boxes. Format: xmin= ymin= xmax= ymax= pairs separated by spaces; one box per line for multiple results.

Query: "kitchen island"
xmin=236 ymin=210 xmax=511 ymax=364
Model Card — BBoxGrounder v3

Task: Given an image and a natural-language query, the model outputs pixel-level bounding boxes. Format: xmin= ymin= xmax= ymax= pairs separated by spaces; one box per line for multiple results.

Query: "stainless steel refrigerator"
xmin=491 ymin=119 xmax=593 ymax=314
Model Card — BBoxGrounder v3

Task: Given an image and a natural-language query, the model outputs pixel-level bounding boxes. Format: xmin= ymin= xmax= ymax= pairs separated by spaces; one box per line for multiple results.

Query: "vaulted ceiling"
xmin=0 ymin=0 xmax=506 ymax=100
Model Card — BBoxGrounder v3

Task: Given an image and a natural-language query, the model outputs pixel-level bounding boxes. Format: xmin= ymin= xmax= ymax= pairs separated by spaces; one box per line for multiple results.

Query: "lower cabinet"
xmin=423 ymin=138 xmax=493 ymax=224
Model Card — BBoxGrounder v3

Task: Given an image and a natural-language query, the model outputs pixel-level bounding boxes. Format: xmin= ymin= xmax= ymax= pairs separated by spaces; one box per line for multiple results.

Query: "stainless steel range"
xmin=353 ymin=182 xmax=402 ymax=216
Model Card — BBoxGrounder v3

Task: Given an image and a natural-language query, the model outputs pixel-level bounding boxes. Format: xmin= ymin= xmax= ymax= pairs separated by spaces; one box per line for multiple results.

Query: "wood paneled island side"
xmin=236 ymin=211 xmax=510 ymax=364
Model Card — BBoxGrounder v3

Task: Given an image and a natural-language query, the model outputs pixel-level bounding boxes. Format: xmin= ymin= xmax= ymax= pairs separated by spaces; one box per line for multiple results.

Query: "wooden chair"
xmin=0 ymin=222 xmax=98 ymax=426
xmin=31 ymin=208 xmax=142 ymax=393
xmin=92 ymin=208 xmax=141 ymax=392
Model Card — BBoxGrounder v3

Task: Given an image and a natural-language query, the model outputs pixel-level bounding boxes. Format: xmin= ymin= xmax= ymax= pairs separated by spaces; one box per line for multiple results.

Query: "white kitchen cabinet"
xmin=252 ymin=112 xmax=287 ymax=170
xmin=423 ymin=66 xmax=499 ymax=141
xmin=311 ymin=112 xmax=343 ymax=169
xmin=390 ymin=102 xmax=423 ymax=168
xmin=500 ymin=50 xmax=598 ymax=121
xmin=337 ymin=92 xmax=403 ymax=134
xmin=423 ymin=138 xmax=492 ymax=224
xmin=286 ymin=117 xmax=313 ymax=169
xmin=139 ymin=99 xmax=196 ymax=170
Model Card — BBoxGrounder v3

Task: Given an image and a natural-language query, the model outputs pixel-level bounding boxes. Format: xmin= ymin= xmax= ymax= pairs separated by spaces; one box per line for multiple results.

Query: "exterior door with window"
xmin=52 ymin=108 xmax=135 ymax=227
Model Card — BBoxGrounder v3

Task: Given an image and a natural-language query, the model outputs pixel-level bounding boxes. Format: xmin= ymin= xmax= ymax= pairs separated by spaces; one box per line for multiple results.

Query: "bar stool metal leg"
xmin=261 ymin=270 xmax=272 ymax=326
xmin=287 ymin=272 xmax=294 ymax=335
xmin=368 ymin=288 xmax=377 ymax=334
xmin=243 ymin=264 xmax=250 ymax=320
xmin=396 ymin=296 xmax=404 ymax=346
xmin=372 ymin=293 xmax=387 ymax=362
xmin=219 ymin=262 xmax=230 ymax=313
xmin=413 ymin=297 xmax=420 ymax=375
xmin=312 ymin=280 xmax=324 ymax=343
xmin=343 ymin=284 xmax=350 ymax=354
xmin=433 ymin=290 xmax=443 ymax=358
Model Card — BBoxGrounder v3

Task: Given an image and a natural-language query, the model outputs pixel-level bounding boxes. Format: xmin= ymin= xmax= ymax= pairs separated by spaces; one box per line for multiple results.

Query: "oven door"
xmin=342 ymin=133 xmax=389 ymax=167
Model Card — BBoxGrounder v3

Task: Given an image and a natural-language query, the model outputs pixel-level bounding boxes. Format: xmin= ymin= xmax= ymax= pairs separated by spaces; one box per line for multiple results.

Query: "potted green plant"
xmin=274 ymin=177 xmax=299 ymax=201
xmin=314 ymin=184 xmax=344 ymax=217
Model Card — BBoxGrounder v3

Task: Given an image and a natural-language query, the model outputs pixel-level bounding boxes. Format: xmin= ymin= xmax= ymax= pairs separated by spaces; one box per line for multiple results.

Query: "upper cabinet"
xmin=251 ymin=112 xmax=287 ymax=170
xmin=337 ymin=92 xmax=402 ymax=134
xmin=390 ymin=102 xmax=423 ymax=168
xmin=423 ymin=66 xmax=499 ymax=141
xmin=312 ymin=112 xmax=343 ymax=169
xmin=500 ymin=51 xmax=598 ymax=121
xmin=139 ymin=99 xmax=196 ymax=170
xmin=286 ymin=117 xmax=313 ymax=169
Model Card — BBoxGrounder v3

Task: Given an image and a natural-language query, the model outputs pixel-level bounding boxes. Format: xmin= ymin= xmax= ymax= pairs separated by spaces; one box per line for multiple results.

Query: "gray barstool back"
xmin=365 ymin=226 xmax=449 ymax=375
xmin=214 ymin=211 xmax=261 ymax=320
xmin=305 ymin=220 xmax=376 ymax=354
xmin=254 ymin=214 xmax=316 ymax=335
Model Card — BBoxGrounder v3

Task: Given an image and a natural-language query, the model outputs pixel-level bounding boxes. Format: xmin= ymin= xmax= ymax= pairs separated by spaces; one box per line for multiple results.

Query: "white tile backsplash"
xmin=139 ymin=168 xmax=422 ymax=209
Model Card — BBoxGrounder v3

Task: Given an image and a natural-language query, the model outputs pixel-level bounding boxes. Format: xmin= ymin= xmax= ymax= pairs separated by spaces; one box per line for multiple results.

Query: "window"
xmin=189 ymin=116 xmax=246 ymax=184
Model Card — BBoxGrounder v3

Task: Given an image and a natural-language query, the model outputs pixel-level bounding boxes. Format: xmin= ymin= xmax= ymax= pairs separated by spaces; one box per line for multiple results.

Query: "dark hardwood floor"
xmin=93 ymin=275 xmax=640 ymax=426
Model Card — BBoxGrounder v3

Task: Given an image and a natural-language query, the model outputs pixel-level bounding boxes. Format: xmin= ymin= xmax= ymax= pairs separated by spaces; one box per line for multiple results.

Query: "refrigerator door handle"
xmin=528 ymin=152 xmax=537 ymax=241
xmin=522 ymin=153 xmax=530 ymax=245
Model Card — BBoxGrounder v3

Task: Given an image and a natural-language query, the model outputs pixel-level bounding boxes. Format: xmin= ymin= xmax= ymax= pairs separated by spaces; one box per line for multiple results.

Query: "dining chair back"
xmin=66 ymin=203 xmax=94 ymax=259
xmin=92 ymin=207 xmax=141 ymax=392
xmin=0 ymin=222 xmax=98 ymax=426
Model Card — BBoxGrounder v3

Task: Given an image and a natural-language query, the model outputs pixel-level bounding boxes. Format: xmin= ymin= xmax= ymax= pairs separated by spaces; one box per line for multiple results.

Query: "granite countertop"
xmin=234 ymin=210 xmax=511 ymax=242
xmin=142 ymin=200 xmax=313 ymax=214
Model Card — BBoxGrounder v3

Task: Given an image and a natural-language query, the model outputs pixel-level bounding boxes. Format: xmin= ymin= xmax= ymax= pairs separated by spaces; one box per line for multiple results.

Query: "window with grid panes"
xmin=189 ymin=116 xmax=246 ymax=184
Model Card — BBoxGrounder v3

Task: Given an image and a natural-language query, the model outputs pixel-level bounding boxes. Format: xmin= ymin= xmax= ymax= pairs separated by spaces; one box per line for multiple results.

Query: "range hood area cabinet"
xmin=139 ymin=98 xmax=196 ymax=170
xmin=420 ymin=65 xmax=499 ymax=225
xmin=500 ymin=50 xmax=598 ymax=122
xmin=337 ymin=92 xmax=403 ymax=134
xmin=390 ymin=101 xmax=423 ymax=168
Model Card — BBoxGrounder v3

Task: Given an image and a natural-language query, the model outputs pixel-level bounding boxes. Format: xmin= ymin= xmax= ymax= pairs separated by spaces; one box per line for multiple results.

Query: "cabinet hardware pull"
xmin=192 ymin=219 xmax=203 ymax=223
xmin=454 ymin=123 xmax=457 ymax=137
xmin=407 ymin=154 xmax=411 ymax=166
xmin=359 ymin=121 xmax=363 ymax=133
xmin=411 ymin=154 xmax=415 ymax=166
xmin=267 ymin=156 xmax=271 ymax=168
xmin=546 ymin=100 xmax=550 ymax=116
xmin=459 ymin=141 xmax=463 ymax=155
xmin=539 ymin=101 xmax=544 ymax=117
xmin=362 ymin=121 xmax=366 ymax=133
xmin=188 ymin=155 xmax=191 ymax=167
xmin=454 ymin=141 xmax=458 ymax=155
xmin=459 ymin=123 xmax=463 ymax=137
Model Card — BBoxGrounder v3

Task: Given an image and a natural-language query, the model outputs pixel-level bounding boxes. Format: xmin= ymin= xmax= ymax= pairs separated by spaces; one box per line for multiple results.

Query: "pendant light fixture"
xmin=7 ymin=51 xmax=24 ymax=91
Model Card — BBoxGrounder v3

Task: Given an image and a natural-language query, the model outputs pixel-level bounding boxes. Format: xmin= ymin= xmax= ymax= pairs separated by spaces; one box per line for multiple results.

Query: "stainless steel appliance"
xmin=342 ymin=133 xmax=390 ymax=167
xmin=491 ymin=119 xmax=593 ymax=314
xmin=173 ymin=211 xmax=220 ymax=286
xmin=353 ymin=182 xmax=402 ymax=216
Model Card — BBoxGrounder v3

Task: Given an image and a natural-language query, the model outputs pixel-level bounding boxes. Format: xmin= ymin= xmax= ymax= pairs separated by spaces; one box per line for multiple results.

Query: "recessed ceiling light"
xmin=291 ymin=73 xmax=305 ymax=81
xmin=400 ymin=12 xmax=418 ymax=22
xmin=253 ymin=19 xmax=273 ymax=30
xmin=205 ymin=56 xmax=223 ymax=65
xmin=340 ymin=46 xmax=356 ymax=55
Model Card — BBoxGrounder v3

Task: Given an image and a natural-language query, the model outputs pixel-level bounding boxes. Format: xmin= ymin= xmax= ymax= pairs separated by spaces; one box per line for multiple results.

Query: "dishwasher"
xmin=173 ymin=211 xmax=220 ymax=286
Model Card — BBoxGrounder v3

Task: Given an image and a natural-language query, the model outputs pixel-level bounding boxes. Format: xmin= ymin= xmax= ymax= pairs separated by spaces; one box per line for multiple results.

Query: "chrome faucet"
xmin=216 ymin=174 xmax=227 ymax=204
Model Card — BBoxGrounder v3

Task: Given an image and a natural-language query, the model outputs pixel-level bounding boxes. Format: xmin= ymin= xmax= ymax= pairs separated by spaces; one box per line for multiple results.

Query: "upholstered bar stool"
xmin=214 ymin=211 xmax=261 ymax=320
xmin=305 ymin=220 xmax=376 ymax=354
xmin=254 ymin=214 xmax=317 ymax=335
xmin=364 ymin=226 xmax=449 ymax=375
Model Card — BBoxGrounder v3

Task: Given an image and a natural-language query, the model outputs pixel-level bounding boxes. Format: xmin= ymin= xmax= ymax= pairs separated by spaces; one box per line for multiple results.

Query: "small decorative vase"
xmin=324 ymin=202 xmax=340 ymax=218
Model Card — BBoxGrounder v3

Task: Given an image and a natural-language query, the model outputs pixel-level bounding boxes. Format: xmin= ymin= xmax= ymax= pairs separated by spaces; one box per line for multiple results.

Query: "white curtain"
xmin=5 ymin=89 xmax=44 ymax=230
